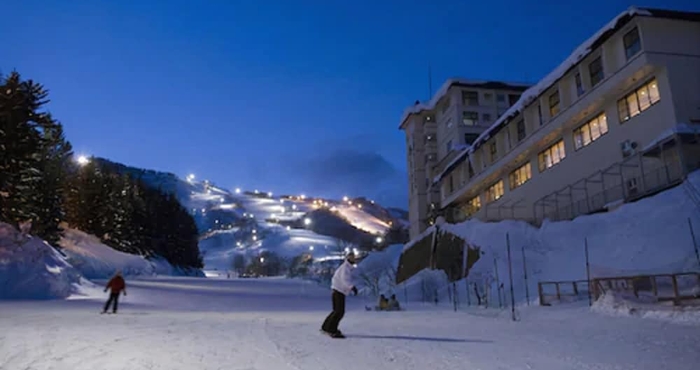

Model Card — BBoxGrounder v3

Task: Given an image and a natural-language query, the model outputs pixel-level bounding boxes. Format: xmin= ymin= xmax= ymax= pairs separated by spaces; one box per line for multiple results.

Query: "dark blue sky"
xmin=3 ymin=0 xmax=698 ymax=208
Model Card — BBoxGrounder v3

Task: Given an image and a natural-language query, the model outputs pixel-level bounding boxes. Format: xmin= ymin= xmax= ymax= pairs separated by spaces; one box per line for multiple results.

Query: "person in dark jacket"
xmin=102 ymin=270 xmax=127 ymax=314
xmin=321 ymin=253 xmax=358 ymax=338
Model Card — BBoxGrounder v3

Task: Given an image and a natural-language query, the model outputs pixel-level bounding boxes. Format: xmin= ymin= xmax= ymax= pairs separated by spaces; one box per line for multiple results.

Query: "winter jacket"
xmin=106 ymin=276 xmax=126 ymax=294
xmin=331 ymin=260 xmax=355 ymax=295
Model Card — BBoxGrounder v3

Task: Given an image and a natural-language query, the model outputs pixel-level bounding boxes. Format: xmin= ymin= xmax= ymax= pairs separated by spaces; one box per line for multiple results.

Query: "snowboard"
xmin=320 ymin=329 xmax=346 ymax=339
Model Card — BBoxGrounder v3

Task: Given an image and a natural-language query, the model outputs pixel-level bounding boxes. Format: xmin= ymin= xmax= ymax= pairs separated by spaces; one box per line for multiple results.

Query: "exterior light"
xmin=76 ymin=155 xmax=89 ymax=166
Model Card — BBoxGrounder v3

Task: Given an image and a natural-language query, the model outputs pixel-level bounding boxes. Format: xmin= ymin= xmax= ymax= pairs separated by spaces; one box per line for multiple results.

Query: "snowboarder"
xmin=377 ymin=294 xmax=389 ymax=311
xmin=102 ymin=270 xmax=127 ymax=314
xmin=387 ymin=294 xmax=401 ymax=311
xmin=321 ymin=253 xmax=358 ymax=338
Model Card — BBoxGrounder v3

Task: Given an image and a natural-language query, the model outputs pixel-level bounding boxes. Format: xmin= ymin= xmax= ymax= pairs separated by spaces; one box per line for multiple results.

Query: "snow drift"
xmin=384 ymin=171 xmax=700 ymax=311
xmin=59 ymin=227 xmax=204 ymax=279
xmin=0 ymin=223 xmax=89 ymax=300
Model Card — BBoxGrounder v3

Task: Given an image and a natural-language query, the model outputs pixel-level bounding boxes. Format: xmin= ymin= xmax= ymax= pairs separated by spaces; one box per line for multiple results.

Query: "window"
xmin=508 ymin=94 xmax=520 ymax=106
xmin=446 ymin=118 xmax=453 ymax=128
xmin=516 ymin=120 xmax=526 ymax=142
xmin=575 ymin=73 xmax=584 ymax=97
xmin=623 ymin=27 xmax=641 ymax=60
xmin=482 ymin=113 xmax=492 ymax=122
xmin=448 ymin=175 xmax=454 ymax=194
xmin=489 ymin=141 xmax=498 ymax=161
xmin=440 ymin=98 xmax=452 ymax=114
xmin=509 ymin=162 xmax=532 ymax=190
xmin=465 ymin=196 xmax=481 ymax=215
xmin=589 ymin=56 xmax=604 ymax=87
xmin=573 ymin=113 xmax=608 ymax=150
xmin=462 ymin=111 xmax=478 ymax=126
xmin=617 ymin=78 xmax=660 ymax=122
xmin=446 ymin=140 xmax=453 ymax=152
xmin=549 ymin=91 xmax=560 ymax=117
xmin=464 ymin=133 xmax=479 ymax=144
xmin=496 ymin=94 xmax=506 ymax=103
xmin=538 ymin=140 xmax=566 ymax=172
xmin=484 ymin=92 xmax=493 ymax=101
xmin=537 ymin=104 xmax=543 ymax=126
xmin=462 ymin=91 xmax=479 ymax=106
xmin=485 ymin=180 xmax=504 ymax=203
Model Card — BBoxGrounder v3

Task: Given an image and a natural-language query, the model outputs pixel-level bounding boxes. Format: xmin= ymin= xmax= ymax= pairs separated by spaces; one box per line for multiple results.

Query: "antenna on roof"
xmin=428 ymin=62 xmax=433 ymax=101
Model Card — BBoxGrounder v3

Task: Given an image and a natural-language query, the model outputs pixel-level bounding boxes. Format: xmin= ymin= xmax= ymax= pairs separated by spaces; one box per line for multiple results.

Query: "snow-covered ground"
xmin=1 ymin=277 xmax=698 ymax=370
xmin=334 ymin=204 xmax=390 ymax=235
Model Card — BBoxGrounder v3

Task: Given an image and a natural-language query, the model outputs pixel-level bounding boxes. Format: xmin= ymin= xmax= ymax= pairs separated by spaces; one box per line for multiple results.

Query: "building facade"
xmin=432 ymin=8 xmax=700 ymax=226
xmin=400 ymin=80 xmax=530 ymax=239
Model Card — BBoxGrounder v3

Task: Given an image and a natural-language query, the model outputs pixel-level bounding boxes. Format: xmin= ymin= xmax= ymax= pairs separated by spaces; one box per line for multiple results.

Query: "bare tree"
xmin=334 ymin=238 xmax=356 ymax=256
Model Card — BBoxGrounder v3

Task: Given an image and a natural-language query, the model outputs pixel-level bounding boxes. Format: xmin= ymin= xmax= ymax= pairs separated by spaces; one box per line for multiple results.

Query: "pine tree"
xmin=0 ymin=71 xmax=70 ymax=243
xmin=32 ymin=121 xmax=73 ymax=243
xmin=0 ymin=72 xmax=45 ymax=226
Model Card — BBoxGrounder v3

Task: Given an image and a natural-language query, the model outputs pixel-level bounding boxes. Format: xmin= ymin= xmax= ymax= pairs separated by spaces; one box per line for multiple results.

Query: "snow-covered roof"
xmin=641 ymin=123 xmax=700 ymax=152
xmin=432 ymin=6 xmax=654 ymax=185
xmin=398 ymin=78 xmax=531 ymax=129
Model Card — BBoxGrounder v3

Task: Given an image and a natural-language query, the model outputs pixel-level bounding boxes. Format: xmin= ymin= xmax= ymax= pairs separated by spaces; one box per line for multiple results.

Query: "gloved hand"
xmin=352 ymin=286 xmax=358 ymax=296
xmin=103 ymin=289 xmax=107 ymax=293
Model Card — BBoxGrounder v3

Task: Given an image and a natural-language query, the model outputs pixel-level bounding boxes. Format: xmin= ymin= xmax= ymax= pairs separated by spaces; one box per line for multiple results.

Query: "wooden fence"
xmin=538 ymin=272 xmax=700 ymax=306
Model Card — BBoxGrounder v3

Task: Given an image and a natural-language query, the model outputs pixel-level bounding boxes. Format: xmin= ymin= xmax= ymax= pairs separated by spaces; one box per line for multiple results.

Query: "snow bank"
xmin=0 ymin=223 xmax=89 ymax=300
xmin=59 ymin=228 xmax=203 ymax=279
xmin=592 ymin=292 xmax=700 ymax=326
xmin=441 ymin=170 xmax=700 ymax=305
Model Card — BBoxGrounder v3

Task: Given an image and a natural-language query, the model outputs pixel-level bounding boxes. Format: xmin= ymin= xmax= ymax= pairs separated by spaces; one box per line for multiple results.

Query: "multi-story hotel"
xmin=402 ymin=7 xmax=700 ymax=237
xmin=400 ymin=80 xmax=531 ymax=239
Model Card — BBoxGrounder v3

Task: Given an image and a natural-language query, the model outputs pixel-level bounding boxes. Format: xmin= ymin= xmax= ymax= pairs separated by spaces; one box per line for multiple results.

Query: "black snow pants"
xmin=103 ymin=293 xmax=120 ymax=313
xmin=321 ymin=290 xmax=346 ymax=334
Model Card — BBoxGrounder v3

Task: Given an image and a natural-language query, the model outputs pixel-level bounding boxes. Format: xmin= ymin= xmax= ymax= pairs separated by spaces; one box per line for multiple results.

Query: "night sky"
xmin=3 ymin=0 xmax=698 ymax=208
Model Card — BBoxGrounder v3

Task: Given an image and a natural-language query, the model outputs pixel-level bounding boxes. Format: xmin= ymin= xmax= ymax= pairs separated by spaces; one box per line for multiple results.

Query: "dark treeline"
xmin=0 ymin=71 xmax=202 ymax=269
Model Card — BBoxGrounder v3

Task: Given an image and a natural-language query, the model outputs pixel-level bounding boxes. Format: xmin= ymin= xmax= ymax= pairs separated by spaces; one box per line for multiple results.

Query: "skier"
xmin=321 ymin=253 xmax=358 ymax=338
xmin=102 ymin=270 xmax=127 ymax=314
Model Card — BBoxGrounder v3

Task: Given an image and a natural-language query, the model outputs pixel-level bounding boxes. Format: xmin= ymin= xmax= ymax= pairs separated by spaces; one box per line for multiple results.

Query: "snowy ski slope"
xmin=1 ymin=276 xmax=698 ymax=370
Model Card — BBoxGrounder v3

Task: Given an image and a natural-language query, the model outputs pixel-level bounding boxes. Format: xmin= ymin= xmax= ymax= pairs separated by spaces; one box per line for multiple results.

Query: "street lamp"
xmin=260 ymin=257 xmax=265 ymax=263
xmin=309 ymin=246 xmax=314 ymax=251
xmin=304 ymin=218 xmax=312 ymax=226
xmin=76 ymin=155 xmax=89 ymax=166
xmin=235 ymin=188 xmax=241 ymax=194
xmin=375 ymin=236 xmax=383 ymax=244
